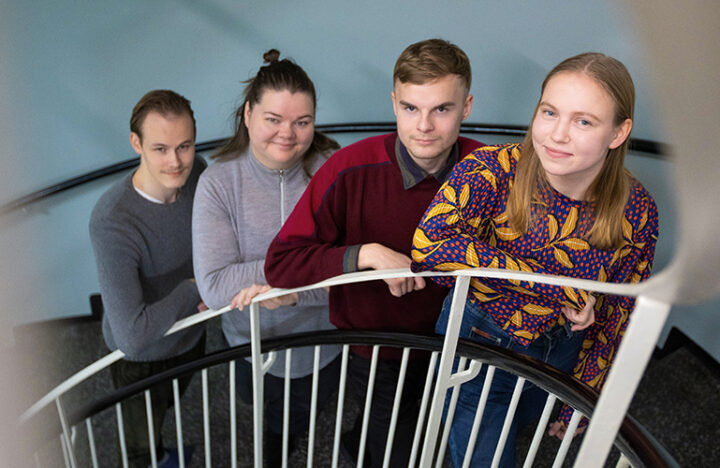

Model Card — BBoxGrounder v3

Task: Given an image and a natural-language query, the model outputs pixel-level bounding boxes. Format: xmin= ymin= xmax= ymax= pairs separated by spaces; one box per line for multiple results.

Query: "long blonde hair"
xmin=507 ymin=52 xmax=635 ymax=250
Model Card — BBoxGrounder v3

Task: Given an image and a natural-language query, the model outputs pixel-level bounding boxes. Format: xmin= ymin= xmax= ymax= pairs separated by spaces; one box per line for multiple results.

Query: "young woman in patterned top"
xmin=411 ymin=53 xmax=658 ymax=467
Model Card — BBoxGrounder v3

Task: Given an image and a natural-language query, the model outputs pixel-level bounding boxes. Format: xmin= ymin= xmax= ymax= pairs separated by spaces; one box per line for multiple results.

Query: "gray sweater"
xmin=192 ymin=148 xmax=339 ymax=378
xmin=89 ymin=157 xmax=206 ymax=361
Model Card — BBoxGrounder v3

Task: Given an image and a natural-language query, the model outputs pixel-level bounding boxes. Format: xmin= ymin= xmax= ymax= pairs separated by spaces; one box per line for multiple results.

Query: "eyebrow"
xmin=539 ymin=101 xmax=602 ymax=122
xmin=398 ymin=100 xmax=457 ymax=109
xmin=264 ymin=111 xmax=314 ymax=120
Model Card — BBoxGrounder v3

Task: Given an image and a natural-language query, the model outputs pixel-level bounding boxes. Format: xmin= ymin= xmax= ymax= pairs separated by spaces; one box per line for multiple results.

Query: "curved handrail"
xmin=25 ymin=331 xmax=677 ymax=468
xmin=19 ymin=267 xmax=648 ymax=423
xmin=0 ymin=122 xmax=668 ymax=215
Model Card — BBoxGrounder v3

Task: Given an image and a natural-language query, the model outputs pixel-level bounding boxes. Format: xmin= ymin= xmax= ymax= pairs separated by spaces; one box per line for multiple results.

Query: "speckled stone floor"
xmin=12 ymin=317 xmax=720 ymax=467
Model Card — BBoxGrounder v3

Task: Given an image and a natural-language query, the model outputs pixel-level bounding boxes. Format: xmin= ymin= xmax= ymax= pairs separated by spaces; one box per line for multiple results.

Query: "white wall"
xmin=2 ymin=1 xmax=714 ymax=358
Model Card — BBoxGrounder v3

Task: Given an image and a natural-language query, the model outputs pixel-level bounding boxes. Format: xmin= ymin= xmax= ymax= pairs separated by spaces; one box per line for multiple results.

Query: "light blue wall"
xmin=2 ymin=1 xmax=713 ymax=357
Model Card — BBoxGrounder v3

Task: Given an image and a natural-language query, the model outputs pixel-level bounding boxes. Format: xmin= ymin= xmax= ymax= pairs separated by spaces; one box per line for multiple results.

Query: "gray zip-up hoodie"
xmin=192 ymin=148 xmax=339 ymax=377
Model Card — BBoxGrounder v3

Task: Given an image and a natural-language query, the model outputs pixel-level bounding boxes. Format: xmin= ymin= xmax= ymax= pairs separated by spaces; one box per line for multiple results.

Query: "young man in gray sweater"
xmin=89 ymin=90 xmax=206 ymax=468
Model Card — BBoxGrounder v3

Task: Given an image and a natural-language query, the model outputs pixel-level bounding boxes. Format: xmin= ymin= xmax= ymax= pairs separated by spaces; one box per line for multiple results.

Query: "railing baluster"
xmin=491 ymin=376 xmax=526 ymax=468
xmin=436 ymin=357 xmax=469 ymax=468
xmin=462 ymin=364 xmax=496 ymax=468
xmin=421 ymin=274 xmax=471 ymax=467
xmin=116 ymin=402 xmax=129 ymax=468
xmin=307 ymin=346 xmax=321 ymax=468
xmin=382 ymin=346 xmax=410 ymax=468
xmin=145 ymin=390 xmax=158 ymax=468
xmin=331 ymin=345 xmax=350 ymax=468
xmin=249 ymin=301 xmax=264 ymax=468
xmin=409 ymin=351 xmax=439 ymax=468
xmin=522 ymin=393 xmax=557 ymax=468
xmin=358 ymin=345 xmax=380 ymax=468
xmin=202 ymin=369 xmax=211 ymax=468
xmin=553 ymin=410 xmax=583 ymax=468
xmin=284 ymin=349 xmax=292 ymax=468
xmin=229 ymin=361 xmax=237 ymax=468
xmin=85 ymin=418 xmax=99 ymax=468
xmin=173 ymin=378 xmax=186 ymax=468
xmin=55 ymin=397 xmax=77 ymax=468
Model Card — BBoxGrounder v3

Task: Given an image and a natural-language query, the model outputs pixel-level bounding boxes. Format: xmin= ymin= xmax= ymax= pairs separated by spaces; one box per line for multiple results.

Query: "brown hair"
xmin=213 ymin=49 xmax=339 ymax=163
xmin=393 ymin=38 xmax=471 ymax=92
xmin=506 ymin=52 xmax=635 ymax=250
xmin=130 ymin=90 xmax=196 ymax=141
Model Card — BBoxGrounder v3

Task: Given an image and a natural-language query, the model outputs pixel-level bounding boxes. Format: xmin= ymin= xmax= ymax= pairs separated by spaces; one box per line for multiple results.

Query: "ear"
xmin=129 ymin=132 xmax=143 ymax=155
xmin=243 ymin=101 xmax=251 ymax=129
xmin=462 ymin=93 xmax=474 ymax=120
xmin=608 ymin=118 xmax=633 ymax=150
xmin=391 ymin=90 xmax=398 ymax=117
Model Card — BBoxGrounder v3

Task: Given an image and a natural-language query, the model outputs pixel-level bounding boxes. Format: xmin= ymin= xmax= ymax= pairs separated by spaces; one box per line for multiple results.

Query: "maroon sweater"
xmin=265 ymin=133 xmax=483 ymax=358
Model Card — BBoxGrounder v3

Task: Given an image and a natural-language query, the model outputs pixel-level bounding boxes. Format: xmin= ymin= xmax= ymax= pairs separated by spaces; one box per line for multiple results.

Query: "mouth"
xmin=414 ymin=138 xmax=438 ymax=146
xmin=273 ymin=141 xmax=296 ymax=150
xmin=543 ymin=146 xmax=572 ymax=159
xmin=164 ymin=168 xmax=187 ymax=177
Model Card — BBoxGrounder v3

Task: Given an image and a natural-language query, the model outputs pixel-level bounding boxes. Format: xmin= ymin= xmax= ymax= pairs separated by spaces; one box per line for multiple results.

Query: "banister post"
xmin=574 ymin=295 xmax=671 ymax=467
xmin=419 ymin=274 xmax=471 ymax=467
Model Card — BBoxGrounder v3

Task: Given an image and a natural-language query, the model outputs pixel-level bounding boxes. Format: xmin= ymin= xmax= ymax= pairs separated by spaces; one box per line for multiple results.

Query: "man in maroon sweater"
xmin=265 ymin=38 xmax=482 ymax=467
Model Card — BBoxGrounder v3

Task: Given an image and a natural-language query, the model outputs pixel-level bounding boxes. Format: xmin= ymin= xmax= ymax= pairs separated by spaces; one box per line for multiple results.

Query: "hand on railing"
xmin=358 ymin=243 xmax=426 ymax=297
xmin=230 ymin=284 xmax=298 ymax=311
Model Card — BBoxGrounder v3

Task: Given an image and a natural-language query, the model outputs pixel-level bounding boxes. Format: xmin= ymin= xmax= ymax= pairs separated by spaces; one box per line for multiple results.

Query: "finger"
xmin=414 ymin=276 xmax=426 ymax=291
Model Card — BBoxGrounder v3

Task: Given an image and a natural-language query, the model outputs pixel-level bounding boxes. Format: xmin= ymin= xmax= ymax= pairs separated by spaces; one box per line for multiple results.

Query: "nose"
xmin=278 ymin=121 xmax=295 ymax=139
xmin=551 ymin=119 xmax=570 ymax=143
xmin=417 ymin=111 xmax=434 ymax=133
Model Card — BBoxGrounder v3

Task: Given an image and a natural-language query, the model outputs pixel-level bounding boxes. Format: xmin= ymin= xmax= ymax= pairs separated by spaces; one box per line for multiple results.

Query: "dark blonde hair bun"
xmin=263 ymin=49 xmax=281 ymax=64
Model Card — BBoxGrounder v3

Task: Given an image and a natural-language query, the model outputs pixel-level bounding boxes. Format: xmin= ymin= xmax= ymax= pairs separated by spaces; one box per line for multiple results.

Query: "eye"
xmin=179 ymin=143 xmax=193 ymax=151
xmin=154 ymin=147 xmax=166 ymax=153
xmin=542 ymin=109 xmax=556 ymax=117
xmin=436 ymin=106 xmax=447 ymax=113
xmin=296 ymin=120 xmax=312 ymax=128
xmin=404 ymin=105 xmax=416 ymax=112
xmin=577 ymin=119 xmax=592 ymax=127
xmin=266 ymin=117 xmax=280 ymax=124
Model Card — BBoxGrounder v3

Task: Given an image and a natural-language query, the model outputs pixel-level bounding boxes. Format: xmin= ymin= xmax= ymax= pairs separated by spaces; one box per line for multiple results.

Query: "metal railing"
xmin=20 ymin=268 xmax=676 ymax=467
xmin=0 ymin=122 xmax=668 ymax=215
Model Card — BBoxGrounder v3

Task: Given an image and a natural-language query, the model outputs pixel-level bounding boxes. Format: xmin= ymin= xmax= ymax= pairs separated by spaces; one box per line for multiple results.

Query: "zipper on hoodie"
xmin=279 ymin=169 xmax=285 ymax=224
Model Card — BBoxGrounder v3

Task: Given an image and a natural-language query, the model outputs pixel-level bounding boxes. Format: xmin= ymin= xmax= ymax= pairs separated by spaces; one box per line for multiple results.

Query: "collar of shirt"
xmin=394 ymin=137 xmax=460 ymax=190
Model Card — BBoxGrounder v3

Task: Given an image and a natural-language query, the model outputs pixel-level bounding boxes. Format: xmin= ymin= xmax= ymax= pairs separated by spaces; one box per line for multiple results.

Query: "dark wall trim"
xmin=0 ymin=122 xmax=668 ymax=215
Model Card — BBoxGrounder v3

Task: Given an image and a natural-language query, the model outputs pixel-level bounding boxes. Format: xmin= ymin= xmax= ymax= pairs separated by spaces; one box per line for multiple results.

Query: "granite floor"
xmin=12 ymin=317 xmax=719 ymax=467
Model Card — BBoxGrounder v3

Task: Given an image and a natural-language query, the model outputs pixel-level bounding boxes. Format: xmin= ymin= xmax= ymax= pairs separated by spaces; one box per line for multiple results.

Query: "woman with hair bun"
xmin=192 ymin=49 xmax=340 ymax=466
xmin=412 ymin=52 xmax=659 ymax=467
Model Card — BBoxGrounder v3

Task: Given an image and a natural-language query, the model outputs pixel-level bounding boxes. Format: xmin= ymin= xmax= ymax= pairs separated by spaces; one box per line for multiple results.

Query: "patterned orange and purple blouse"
xmin=411 ymin=143 xmax=659 ymax=397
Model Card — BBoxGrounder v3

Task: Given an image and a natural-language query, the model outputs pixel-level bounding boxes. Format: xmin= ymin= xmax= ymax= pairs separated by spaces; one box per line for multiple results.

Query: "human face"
xmin=130 ymin=111 xmax=195 ymax=203
xmin=392 ymin=74 xmax=473 ymax=174
xmin=531 ymin=71 xmax=632 ymax=200
xmin=244 ymin=89 xmax=315 ymax=170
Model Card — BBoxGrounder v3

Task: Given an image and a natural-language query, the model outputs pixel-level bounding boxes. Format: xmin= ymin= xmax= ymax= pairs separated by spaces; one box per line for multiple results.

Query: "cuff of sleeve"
xmin=558 ymin=404 xmax=589 ymax=429
xmin=343 ymin=245 xmax=362 ymax=273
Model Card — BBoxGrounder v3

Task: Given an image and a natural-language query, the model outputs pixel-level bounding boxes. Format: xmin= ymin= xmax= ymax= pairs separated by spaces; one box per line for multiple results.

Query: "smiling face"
xmin=531 ymin=71 xmax=632 ymax=200
xmin=130 ymin=111 xmax=195 ymax=203
xmin=244 ymin=89 xmax=315 ymax=170
xmin=392 ymin=74 xmax=473 ymax=174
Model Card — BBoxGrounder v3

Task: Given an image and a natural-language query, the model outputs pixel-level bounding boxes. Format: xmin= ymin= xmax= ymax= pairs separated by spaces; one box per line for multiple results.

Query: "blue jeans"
xmin=436 ymin=292 xmax=583 ymax=468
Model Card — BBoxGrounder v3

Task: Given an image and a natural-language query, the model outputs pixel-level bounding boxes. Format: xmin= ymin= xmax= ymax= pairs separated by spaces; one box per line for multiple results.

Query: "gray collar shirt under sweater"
xmin=89 ymin=157 xmax=206 ymax=361
xmin=192 ymin=148 xmax=339 ymax=378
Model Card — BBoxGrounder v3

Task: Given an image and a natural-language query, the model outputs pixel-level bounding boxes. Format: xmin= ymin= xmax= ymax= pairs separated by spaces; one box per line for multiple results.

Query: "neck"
xmin=132 ymin=169 xmax=178 ymax=203
xmin=410 ymin=147 xmax=452 ymax=175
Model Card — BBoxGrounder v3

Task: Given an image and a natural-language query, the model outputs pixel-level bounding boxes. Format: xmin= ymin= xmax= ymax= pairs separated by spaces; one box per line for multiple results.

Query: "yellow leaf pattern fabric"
xmin=410 ymin=144 xmax=659 ymax=406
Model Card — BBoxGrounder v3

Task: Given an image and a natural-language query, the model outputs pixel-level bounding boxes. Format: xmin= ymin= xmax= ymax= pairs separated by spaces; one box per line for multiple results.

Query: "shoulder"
xmin=90 ymin=173 xmax=133 ymax=228
xmin=197 ymin=154 xmax=243 ymax=192
xmin=455 ymin=143 xmax=521 ymax=178
xmin=456 ymin=136 xmax=485 ymax=156
xmin=313 ymin=133 xmax=394 ymax=181
xmin=625 ymin=175 xmax=659 ymax=234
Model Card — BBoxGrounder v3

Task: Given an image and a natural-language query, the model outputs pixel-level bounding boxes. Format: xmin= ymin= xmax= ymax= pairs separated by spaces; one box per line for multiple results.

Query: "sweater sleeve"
xmin=192 ymin=172 xmax=266 ymax=310
xmin=557 ymin=196 xmax=659 ymax=426
xmin=265 ymin=160 xmax=352 ymax=288
xmin=411 ymin=147 xmax=588 ymax=311
xmin=89 ymin=216 xmax=200 ymax=357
